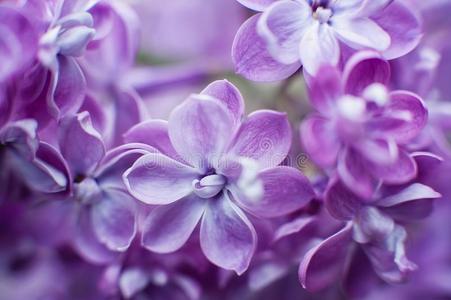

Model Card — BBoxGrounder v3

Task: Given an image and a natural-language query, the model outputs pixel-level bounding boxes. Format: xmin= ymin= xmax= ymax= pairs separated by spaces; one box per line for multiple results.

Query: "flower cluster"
xmin=0 ymin=0 xmax=450 ymax=299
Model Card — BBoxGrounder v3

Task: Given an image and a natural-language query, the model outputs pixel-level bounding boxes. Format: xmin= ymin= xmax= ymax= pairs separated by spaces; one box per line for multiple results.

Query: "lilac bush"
xmin=0 ymin=0 xmax=450 ymax=299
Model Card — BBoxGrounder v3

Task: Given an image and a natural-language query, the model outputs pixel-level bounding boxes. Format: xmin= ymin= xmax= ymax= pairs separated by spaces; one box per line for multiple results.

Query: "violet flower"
xmin=33 ymin=110 xmax=148 ymax=263
xmin=123 ymin=80 xmax=315 ymax=274
xmin=233 ymin=0 xmax=422 ymax=81
xmin=299 ymin=175 xmax=441 ymax=293
xmin=300 ymin=51 xmax=427 ymax=199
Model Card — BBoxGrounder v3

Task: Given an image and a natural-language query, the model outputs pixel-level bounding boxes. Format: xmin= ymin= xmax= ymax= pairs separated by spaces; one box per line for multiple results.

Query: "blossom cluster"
xmin=1 ymin=0 xmax=450 ymax=299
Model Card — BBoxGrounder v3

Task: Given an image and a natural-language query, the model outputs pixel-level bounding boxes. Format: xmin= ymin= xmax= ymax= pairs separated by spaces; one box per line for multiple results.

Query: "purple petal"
xmin=53 ymin=56 xmax=86 ymax=118
xmin=378 ymin=183 xmax=441 ymax=207
xmin=73 ymin=208 xmax=118 ymax=264
xmin=168 ymin=94 xmax=235 ymax=170
xmin=119 ymin=268 xmax=150 ymax=299
xmin=363 ymin=225 xmax=417 ymax=283
xmin=370 ymin=150 xmax=417 ymax=185
xmin=232 ymin=14 xmax=300 ymax=82
xmin=337 ymin=147 xmax=378 ymax=199
xmin=141 ymin=195 xmax=206 ymax=253
xmin=343 ymin=51 xmax=390 ymax=96
xmin=356 ymin=0 xmax=393 ymax=16
xmin=200 ymin=192 xmax=257 ymax=275
xmin=6 ymin=142 xmax=69 ymax=194
xmin=299 ymin=223 xmax=353 ymax=292
xmin=333 ymin=17 xmax=390 ymax=51
xmin=307 ymin=65 xmax=342 ymax=115
xmin=257 ymin=0 xmax=312 ymax=64
xmin=325 ymin=178 xmax=362 ymax=220
xmin=236 ymin=0 xmax=277 ymax=11
xmin=96 ymin=143 xmax=156 ymax=190
xmin=200 ymin=80 xmax=245 ymax=126
xmin=354 ymin=207 xmax=395 ymax=243
xmin=373 ymin=1 xmax=422 ymax=60
xmin=384 ymin=91 xmax=427 ymax=144
xmin=229 ymin=110 xmax=291 ymax=169
xmin=300 ymin=116 xmax=340 ymax=167
xmin=237 ymin=166 xmax=314 ymax=218
xmin=354 ymin=138 xmax=398 ymax=165
xmin=109 ymin=88 xmax=146 ymax=147
xmin=123 ymin=152 xmax=198 ymax=205
xmin=91 ymin=189 xmax=137 ymax=251
xmin=299 ymin=23 xmax=340 ymax=75
xmin=58 ymin=111 xmax=105 ymax=176
xmin=124 ymin=120 xmax=179 ymax=159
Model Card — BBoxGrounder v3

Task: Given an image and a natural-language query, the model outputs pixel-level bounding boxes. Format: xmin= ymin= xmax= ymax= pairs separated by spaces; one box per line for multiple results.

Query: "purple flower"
xmin=233 ymin=0 xmax=422 ymax=81
xmin=0 ymin=119 xmax=68 ymax=195
xmin=123 ymin=80 xmax=315 ymax=274
xmin=300 ymin=51 xmax=427 ymax=199
xmin=33 ymin=110 xmax=147 ymax=263
xmin=299 ymin=175 xmax=441 ymax=293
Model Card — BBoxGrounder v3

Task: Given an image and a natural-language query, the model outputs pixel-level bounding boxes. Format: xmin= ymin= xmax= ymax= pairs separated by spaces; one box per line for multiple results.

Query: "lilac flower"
xmin=300 ymin=51 xmax=427 ymax=199
xmin=299 ymin=175 xmax=441 ymax=293
xmin=0 ymin=118 xmax=69 ymax=195
xmin=123 ymin=80 xmax=315 ymax=274
xmin=99 ymin=245 xmax=202 ymax=300
xmin=233 ymin=0 xmax=422 ymax=81
xmin=33 ymin=110 xmax=147 ymax=263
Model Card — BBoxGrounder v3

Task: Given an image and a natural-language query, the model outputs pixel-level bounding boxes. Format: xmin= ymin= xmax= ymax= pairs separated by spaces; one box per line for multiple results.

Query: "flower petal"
xmin=200 ymin=79 xmax=245 ymax=126
xmin=168 ymin=94 xmax=235 ymax=170
xmin=378 ymin=183 xmax=441 ymax=207
xmin=343 ymin=50 xmax=390 ymax=96
xmin=299 ymin=223 xmax=353 ymax=292
xmin=123 ymin=152 xmax=198 ymax=205
xmin=237 ymin=166 xmax=314 ymax=218
xmin=307 ymin=65 xmax=343 ymax=115
xmin=370 ymin=150 xmax=417 ymax=185
xmin=384 ymin=91 xmax=427 ymax=144
xmin=257 ymin=0 xmax=312 ymax=64
xmin=91 ymin=189 xmax=137 ymax=251
xmin=124 ymin=120 xmax=179 ymax=159
xmin=229 ymin=110 xmax=291 ymax=169
xmin=141 ymin=195 xmax=206 ymax=253
xmin=53 ymin=56 xmax=86 ymax=118
xmin=236 ymin=0 xmax=278 ymax=11
xmin=373 ymin=1 xmax=422 ymax=60
xmin=300 ymin=115 xmax=340 ymax=167
xmin=363 ymin=225 xmax=417 ymax=283
xmin=58 ymin=111 xmax=105 ymax=177
xmin=73 ymin=208 xmax=118 ymax=264
xmin=299 ymin=22 xmax=340 ymax=75
xmin=332 ymin=17 xmax=390 ymax=52
xmin=200 ymin=192 xmax=257 ymax=275
xmin=325 ymin=178 xmax=362 ymax=220
xmin=232 ymin=14 xmax=300 ymax=82
xmin=337 ymin=147 xmax=378 ymax=199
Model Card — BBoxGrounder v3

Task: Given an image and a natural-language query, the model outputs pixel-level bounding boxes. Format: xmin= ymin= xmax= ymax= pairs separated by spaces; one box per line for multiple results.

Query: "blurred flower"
xmin=233 ymin=0 xmax=422 ymax=81
xmin=301 ymin=51 xmax=427 ymax=199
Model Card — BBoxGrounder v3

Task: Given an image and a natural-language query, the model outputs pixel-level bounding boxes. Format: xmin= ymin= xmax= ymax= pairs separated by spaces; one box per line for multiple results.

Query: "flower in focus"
xmin=123 ymin=80 xmax=315 ymax=274
xmin=233 ymin=0 xmax=422 ymax=81
xmin=301 ymin=51 xmax=427 ymax=199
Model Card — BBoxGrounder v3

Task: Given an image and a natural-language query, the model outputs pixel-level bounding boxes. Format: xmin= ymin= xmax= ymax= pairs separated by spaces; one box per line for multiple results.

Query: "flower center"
xmin=74 ymin=177 xmax=101 ymax=205
xmin=192 ymin=174 xmax=227 ymax=199
xmin=313 ymin=7 xmax=333 ymax=24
